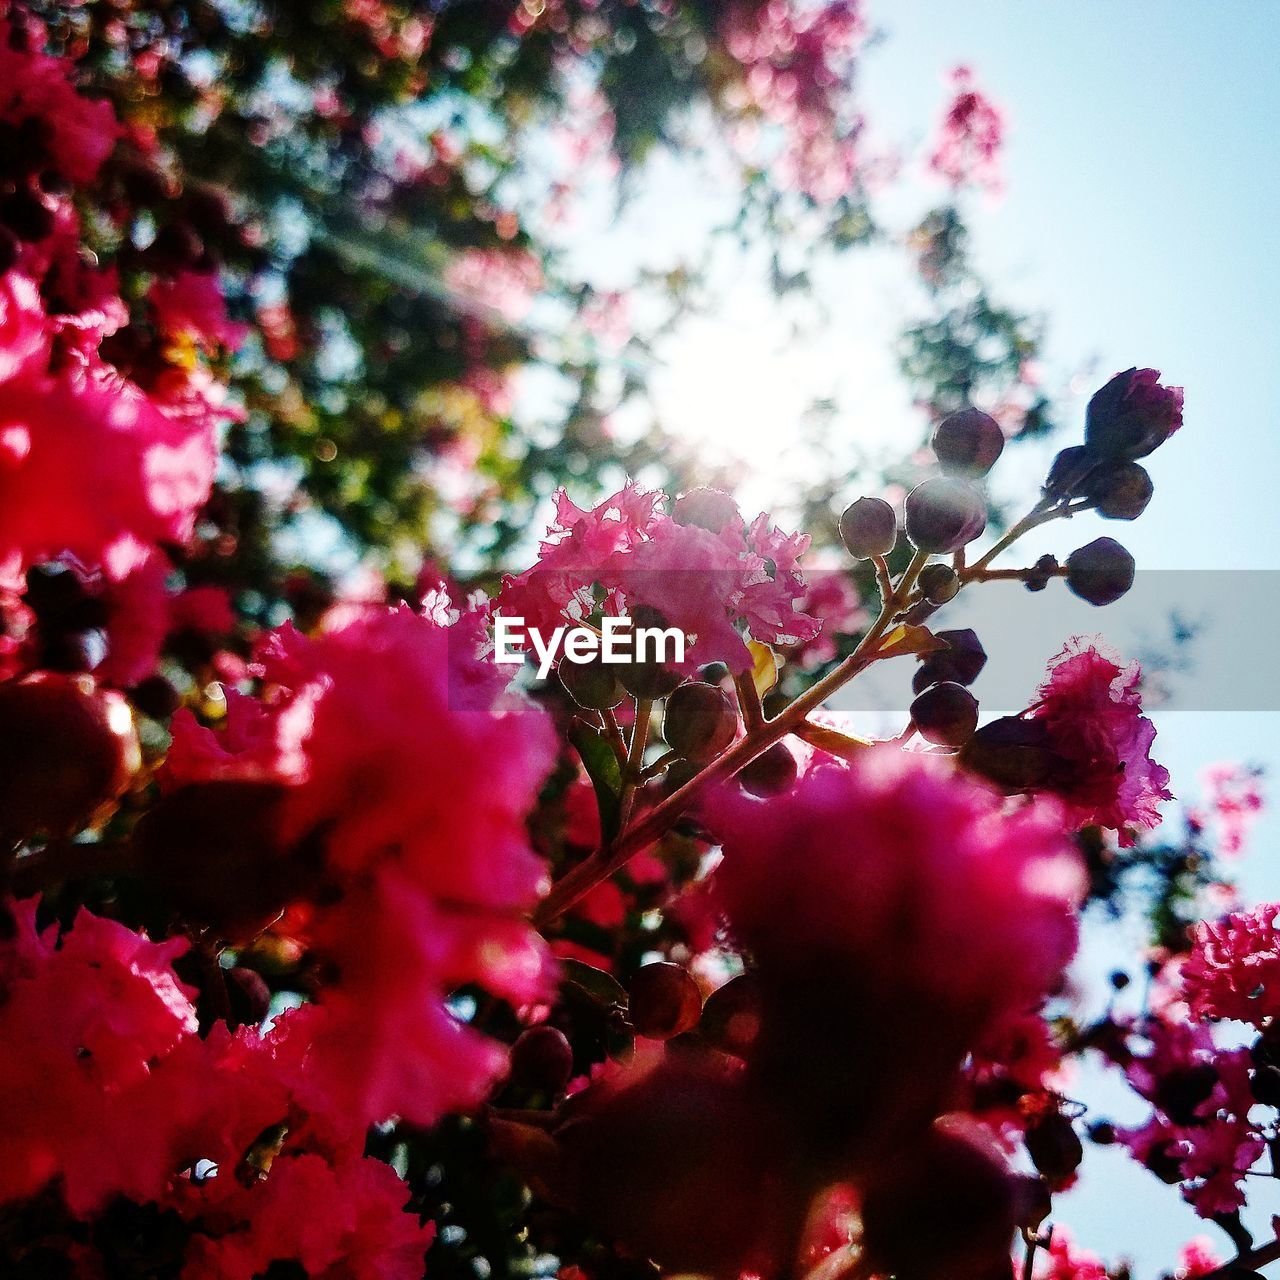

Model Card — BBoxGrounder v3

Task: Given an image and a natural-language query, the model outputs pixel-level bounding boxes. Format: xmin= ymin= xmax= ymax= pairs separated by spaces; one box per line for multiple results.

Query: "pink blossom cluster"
xmin=1029 ymin=638 xmax=1173 ymax=844
xmin=929 ymin=65 xmax=1005 ymax=193
xmin=1190 ymin=762 xmax=1265 ymax=857
xmin=1182 ymin=903 xmax=1280 ymax=1027
xmin=499 ymin=484 xmax=821 ymax=672
xmin=718 ymin=0 xmax=867 ymax=203
xmin=162 ymin=601 xmax=557 ymax=1133
xmin=0 ymin=9 xmax=238 ymax=687
xmin=1116 ymin=1015 xmax=1263 ymax=1217
xmin=0 ymin=900 xmax=435 ymax=1278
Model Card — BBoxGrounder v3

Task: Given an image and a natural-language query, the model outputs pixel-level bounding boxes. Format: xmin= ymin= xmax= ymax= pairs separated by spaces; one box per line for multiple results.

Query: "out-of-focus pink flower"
xmin=782 ymin=560 xmax=868 ymax=668
xmin=1193 ymin=762 xmax=1264 ymax=858
xmin=163 ymin=604 xmax=557 ymax=1131
xmin=929 ymin=66 xmax=1004 ymax=193
xmin=180 ymin=1152 xmax=435 ymax=1280
xmin=0 ymin=356 xmax=218 ymax=588
xmin=1118 ymin=1016 xmax=1263 ymax=1218
xmin=149 ymin=270 xmax=249 ymax=353
xmin=1035 ymin=1229 xmax=1108 ymax=1280
xmin=443 ymin=247 xmax=543 ymax=322
xmin=719 ymin=1 xmax=867 ymax=204
xmin=0 ymin=15 xmax=121 ymax=187
xmin=1028 ymin=638 xmax=1172 ymax=845
xmin=0 ymin=900 xmax=195 ymax=1213
xmin=0 ymin=273 xmax=48 ymax=382
xmin=1176 ymin=1237 xmax=1222 ymax=1278
xmin=1182 ymin=904 xmax=1280 ymax=1026
xmin=707 ymin=748 xmax=1084 ymax=1031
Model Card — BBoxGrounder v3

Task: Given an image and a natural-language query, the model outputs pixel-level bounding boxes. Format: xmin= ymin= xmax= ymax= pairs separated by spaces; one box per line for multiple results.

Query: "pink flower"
xmin=149 ymin=269 xmax=249 ymax=353
xmin=1118 ymin=1016 xmax=1263 ymax=1219
xmin=181 ymin=1152 xmax=435 ymax=1280
xmin=707 ymin=748 xmax=1084 ymax=1031
xmin=0 ymin=14 xmax=121 ymax=188
xmin=498 ymin=485 xmax=819 ymax=672
xmin=162 ymin=604 xmax=557 ymax=1130
xmin=929 ymin=66 xmax=1004 ymax=193
xmin=718 ymin=1 xmax=867 ymax=204
xmin=1182 ymin=904 xmax=1280 ymax=1026
xmin=0 ymin=272 xmax=48 ymax=382
xmin=1035 ymin=1229 xmax=1108 ymax=1280
xmin=0 ymin=900 xmax=196 ymax=1213
xmin=1176 ymin=1237 xmax=1222 ymax=1278
xmin=1027 ymin=638 xmax=1172 ymax=845
xmin=443 ymin=246 xmax=543 ymax=322
xmin=1196 ymin=762 xmax=1264 ymax=858
xmin=0 ymin=354 xmax=217 ymax=588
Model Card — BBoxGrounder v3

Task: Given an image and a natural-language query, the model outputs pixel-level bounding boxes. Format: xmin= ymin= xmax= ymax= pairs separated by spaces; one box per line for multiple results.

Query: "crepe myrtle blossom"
xmin=707 ymin=748 xmax=1085 ymax=1034
xmin=968 ymin=638 xmax=1171 ymax=846
xmin=1117 ymin=1016 xmax=1264 ymax=1218
xmin=161 ymin=602 xmax=557 ymax=1131
xmin=498 ymin=483 xmax=820 ymax=674
xmin=929 ymin=66 xmax=1005 ymax=193
xmin=1182 ymin=903 xmax=1280 ymax=1027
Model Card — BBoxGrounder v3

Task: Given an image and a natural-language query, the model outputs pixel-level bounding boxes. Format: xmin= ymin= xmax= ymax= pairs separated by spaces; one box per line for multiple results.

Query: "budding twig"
xmin=533 ymin=550 xmax=929 ymax=927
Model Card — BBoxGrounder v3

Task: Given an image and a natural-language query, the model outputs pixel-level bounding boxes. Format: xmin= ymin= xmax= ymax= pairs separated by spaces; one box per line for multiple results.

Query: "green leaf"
xmin=570 ymin=719 xmax=623 ymax=842
xmin=559 ymin=957 xmax=628 ymax=1010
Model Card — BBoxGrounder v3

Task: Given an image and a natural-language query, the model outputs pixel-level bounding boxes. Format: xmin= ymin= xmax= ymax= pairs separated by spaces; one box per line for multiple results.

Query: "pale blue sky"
xmin=867 ymin=7 xmax=1280 ymax=1269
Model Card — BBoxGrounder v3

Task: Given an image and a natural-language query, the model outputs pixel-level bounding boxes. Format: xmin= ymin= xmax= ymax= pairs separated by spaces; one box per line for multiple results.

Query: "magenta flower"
xmin=1028 ymin=637 xmax=1172 ymax=845
xmin=1182 ymin=904 xmax=1280 ymax=1027
xmin=499 ymin=484 xmax=819 ymax=672
xmin=929 ymin=66 xmax=1005 ymax=193
xmin=707 ymin=748 xmax=1084 ymax=1031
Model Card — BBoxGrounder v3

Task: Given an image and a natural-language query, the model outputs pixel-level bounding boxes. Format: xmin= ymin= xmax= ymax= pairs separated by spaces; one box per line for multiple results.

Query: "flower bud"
xmin=959 ymin=716 xmax=1055 ymax=791
xmin=910 ymin=681 xmax=979 ymax=748
xmin=1023 ymin=553 xmax=1059 ymax=593
xmin=510 ymin=1025 xmax=575 ymax=1094
xmin=225 ymin=966 xmax=272 ymax=1031
xmin=917 ymin=562 xmax=960 ymax=605
xmin=904 ymin=477 xmax=986 ymax=554
xmin=559 ymin=656 xmax=624 ymax=710
xmin=698 ymin=973 xmax=762 ymax=1058
xmin=130 ymin=674 xmax=182 ymax=721
xmin=1088 ymin=1121 xmax=1117 ymax=1145
xmin=860 ymin=1118 xmax=1018 ymax=1280
xmin=932 ymin=408 xmax=1005 ymax=478
xmin=628 ymin=962 xmax=702 ymax=1040
xmin=911 ymin=628 xmax=987 ymax=692
xmin=1043 ymin=445 xmax=1098 ymax=500
xmin=838 ymin=496 xmax=897 ymax=560
xmin=0 ymin=674 xmax=139 ymax=840
xmin=673 ymin=487 xmax=741 ymax=534
xmin=1154 ymin=1063 xmax=1218 ymax=1125
xmin=1065 ymin=537 xmax=1135 ymax=606
xmin=664 ymin=682 xmax=737 ymax=762
xmin=1024 ymin=1112 xmax=1083 ymax=1187
xmin=1085 ymin=368 xmax=1183 ymax=460
xmin=738 ymin=742 xmax=798 ymax=796
xmin=618 ymin=605 xmax=682 ymax=698
xmin=1082 ymin=460 xmax=1153 ymax=520
xmin=618 ymin=658 xmax=681 ymax=699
